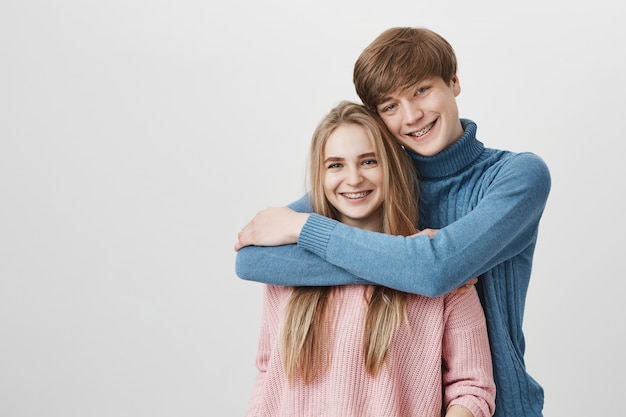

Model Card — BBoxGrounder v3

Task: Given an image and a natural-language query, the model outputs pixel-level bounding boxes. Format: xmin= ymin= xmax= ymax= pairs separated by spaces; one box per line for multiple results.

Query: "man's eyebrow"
xmin=377 ymin=96 xmax=392 ymax=107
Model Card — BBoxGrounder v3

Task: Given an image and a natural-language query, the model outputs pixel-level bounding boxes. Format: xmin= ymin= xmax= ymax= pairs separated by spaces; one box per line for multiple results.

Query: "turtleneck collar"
xmin=406 ymin=118 xmax=485 ymax=180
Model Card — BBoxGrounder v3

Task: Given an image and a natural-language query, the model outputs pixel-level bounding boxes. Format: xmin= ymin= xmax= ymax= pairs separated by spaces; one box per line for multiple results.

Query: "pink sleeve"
xmin=245 ymin=285 xmax=282 ymax=417
xmin=442 ymin=288 xmax=496 ymax=417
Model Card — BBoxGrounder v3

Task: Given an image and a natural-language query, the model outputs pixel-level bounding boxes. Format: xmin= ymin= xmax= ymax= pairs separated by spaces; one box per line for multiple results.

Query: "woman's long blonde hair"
xmin=282 ymin=101 xmax=419 ymax=384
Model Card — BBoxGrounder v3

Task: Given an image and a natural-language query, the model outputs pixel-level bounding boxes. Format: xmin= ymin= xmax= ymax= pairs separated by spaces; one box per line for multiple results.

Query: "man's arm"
xmin=235 ymin=154 xmax=550 ymax=297
xmin=295 ymin=154 xmax=550 ymax=296
xmin=236 ymin=244 xmax=370 ymax=286
xmin=235 ymin=194 xmax=371 ymax=287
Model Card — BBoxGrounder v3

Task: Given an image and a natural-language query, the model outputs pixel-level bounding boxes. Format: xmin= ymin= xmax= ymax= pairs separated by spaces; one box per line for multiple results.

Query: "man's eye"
xmin=416 ymin=87 xmax=429 ymax=95
xmin=381 ymin=103 xmax=396 ymax=112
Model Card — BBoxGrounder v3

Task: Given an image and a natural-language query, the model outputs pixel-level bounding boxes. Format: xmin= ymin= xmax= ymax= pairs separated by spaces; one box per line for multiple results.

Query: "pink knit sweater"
xmin=246 ymin=285 xmax=495 ymax=417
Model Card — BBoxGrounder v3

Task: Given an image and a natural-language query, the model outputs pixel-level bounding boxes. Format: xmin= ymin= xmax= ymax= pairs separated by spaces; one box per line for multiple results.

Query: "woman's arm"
xmin=442 ymin=288 xmax=496 ymax=417
xmin=245 ymin=286 xmax=273 ymax=416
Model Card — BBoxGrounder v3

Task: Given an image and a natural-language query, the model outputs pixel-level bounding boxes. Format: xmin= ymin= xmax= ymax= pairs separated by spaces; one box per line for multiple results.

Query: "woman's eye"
xmin=327 ymin=163 xmax=341 ymax=169
xmin=362 ymin=159 xmax=378 ymax=166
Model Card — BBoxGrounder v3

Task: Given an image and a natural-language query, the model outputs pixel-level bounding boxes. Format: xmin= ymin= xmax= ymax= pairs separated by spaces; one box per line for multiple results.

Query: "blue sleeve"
xmin=235 ymin=194 xmax=370 ymax=286
xmin=297 ymin=154 xmax=551 ymax=297
xmin=236 ymin=154 xmax=550 ymax=297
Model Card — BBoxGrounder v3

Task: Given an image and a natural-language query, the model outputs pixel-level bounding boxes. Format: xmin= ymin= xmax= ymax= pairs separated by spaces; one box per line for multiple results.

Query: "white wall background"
xmin=1 ymin=0 xmax=624 ymax=416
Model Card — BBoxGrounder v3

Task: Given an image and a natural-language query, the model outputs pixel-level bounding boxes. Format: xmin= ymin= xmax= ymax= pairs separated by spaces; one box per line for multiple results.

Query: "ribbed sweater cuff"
xmin=297 ymin=213 xmax=337 ymax=258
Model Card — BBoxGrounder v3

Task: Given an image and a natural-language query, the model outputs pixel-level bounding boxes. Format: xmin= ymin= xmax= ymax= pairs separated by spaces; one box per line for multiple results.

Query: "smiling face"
xmin=376 ymin=76 xmax=464 ymax=157
xmin=322 ymin=123 xmax=384 ymax=232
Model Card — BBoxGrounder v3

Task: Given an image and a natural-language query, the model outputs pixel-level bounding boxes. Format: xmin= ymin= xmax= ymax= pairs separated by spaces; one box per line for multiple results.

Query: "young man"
xmin=235 ymin=27 xmax=550 ymax=417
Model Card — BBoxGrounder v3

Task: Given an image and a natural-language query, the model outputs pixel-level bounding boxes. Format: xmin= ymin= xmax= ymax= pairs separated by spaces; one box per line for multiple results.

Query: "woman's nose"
xmin=346 ymin=167 xmax=363 ymax=185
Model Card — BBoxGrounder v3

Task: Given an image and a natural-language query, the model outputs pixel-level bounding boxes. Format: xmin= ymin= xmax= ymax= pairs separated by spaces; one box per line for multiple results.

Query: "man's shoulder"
xmin=484 ymin=148 xmax=549 ymax=173
xmin=482 ymin=149 xmax=551 ymax=196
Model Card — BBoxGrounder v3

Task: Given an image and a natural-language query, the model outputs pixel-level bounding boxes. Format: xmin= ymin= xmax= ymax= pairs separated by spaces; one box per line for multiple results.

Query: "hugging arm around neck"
xmin=235 ymin=194 xmax=370 ymax=287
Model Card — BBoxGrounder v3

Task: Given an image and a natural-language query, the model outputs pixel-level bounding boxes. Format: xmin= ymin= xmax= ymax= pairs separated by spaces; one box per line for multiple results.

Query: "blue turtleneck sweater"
xmin=236 ymin=119 xmax=551 ymax=417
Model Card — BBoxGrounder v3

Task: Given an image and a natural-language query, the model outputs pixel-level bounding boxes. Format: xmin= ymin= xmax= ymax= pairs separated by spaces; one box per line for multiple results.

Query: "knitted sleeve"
xmin=237 ymin=154 xmax=550 ymax=297
xmin=236 ymin=195 xmax=368 ymax=287
xmin=245 ymin=286 xmax=282 ymax=417
xmin=442 ymin=287 xmax=496 ymax=417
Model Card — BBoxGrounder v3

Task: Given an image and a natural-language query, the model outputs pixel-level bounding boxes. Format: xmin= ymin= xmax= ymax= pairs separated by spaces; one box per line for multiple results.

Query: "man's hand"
xmin=450 ymin=277 xmax=479 ymax=295
xmin=234 ymin=207 xmax=310 ymax=251
xmin=415 ymin=228 xmax=438 ymax=239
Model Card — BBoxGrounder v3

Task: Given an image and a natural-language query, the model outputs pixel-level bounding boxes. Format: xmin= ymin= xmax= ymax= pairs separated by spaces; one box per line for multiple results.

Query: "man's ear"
xmin=451 ymin=74 xmax=461 ymax=96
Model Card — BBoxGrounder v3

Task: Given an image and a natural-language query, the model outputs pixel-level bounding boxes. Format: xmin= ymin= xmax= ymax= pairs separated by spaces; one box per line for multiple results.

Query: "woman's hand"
xmin=445 ymin=404 xmax=474 ymax=417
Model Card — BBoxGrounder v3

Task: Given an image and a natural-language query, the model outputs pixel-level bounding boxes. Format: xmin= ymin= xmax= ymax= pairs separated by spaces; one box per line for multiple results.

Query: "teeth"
xmin=343 ymin=191 xmax=370 ymax=199
xmin=411 ymin=122 xmax=434 ymax=137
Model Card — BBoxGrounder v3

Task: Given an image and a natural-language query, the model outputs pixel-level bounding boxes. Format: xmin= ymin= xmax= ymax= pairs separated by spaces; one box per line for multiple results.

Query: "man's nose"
xmin=402 ymin=102 xmax=423 ymax=124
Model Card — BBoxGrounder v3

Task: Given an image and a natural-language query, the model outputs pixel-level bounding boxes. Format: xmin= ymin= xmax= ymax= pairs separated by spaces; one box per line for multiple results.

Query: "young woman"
xmin=244 ymin=101 xmax=495 ymax=417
